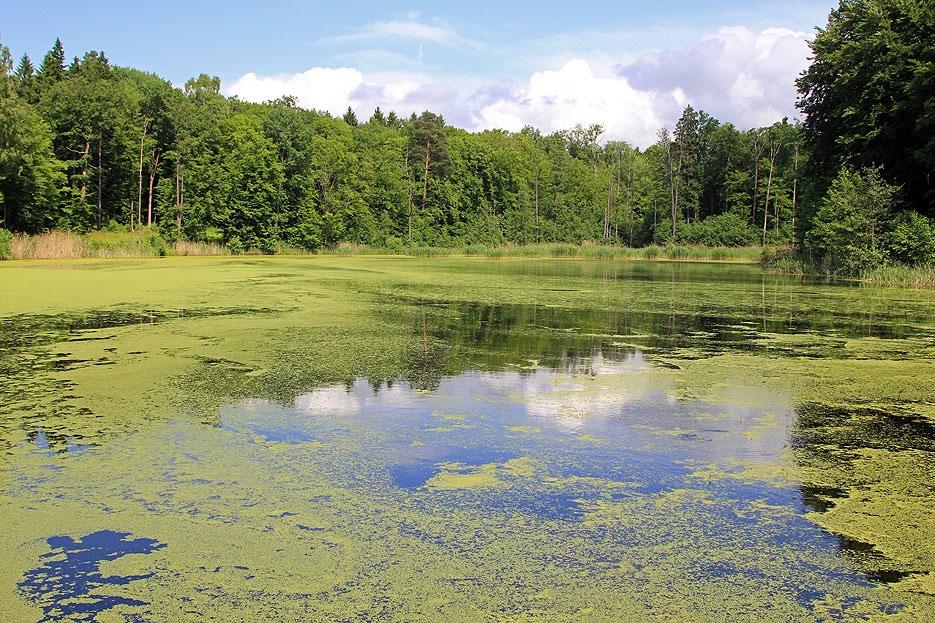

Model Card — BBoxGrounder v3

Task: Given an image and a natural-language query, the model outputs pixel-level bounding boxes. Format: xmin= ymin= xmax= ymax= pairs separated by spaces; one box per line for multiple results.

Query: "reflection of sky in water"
xmin=213 ymin=350 xmax=902 ymax=606
xmin=221 ymin=349 xmax=796 ymax=525
xmin=19 ymin=530 xmax=165 ymax=622
xmin=224 ymin=349 xmax=794 ymax=491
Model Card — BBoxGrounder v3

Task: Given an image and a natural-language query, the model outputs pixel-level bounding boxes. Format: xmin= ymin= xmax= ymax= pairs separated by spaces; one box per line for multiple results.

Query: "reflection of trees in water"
xmin=403 ymin=308 xmax=449 ymax=392
xmin=791 ymin=402 xmax=935 ymax=455
xmin=790 ymin=401 xmax=935 ymax=582
xmin=395 ymin=296 xmax=928 ymax=377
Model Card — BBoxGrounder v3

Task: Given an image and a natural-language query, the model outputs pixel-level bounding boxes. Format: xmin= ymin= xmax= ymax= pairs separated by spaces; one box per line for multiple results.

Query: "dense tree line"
xmin=0 ymin=0 xmax=932 ymax=271
xmin=0 ymin=40 xmax=806 ymax=251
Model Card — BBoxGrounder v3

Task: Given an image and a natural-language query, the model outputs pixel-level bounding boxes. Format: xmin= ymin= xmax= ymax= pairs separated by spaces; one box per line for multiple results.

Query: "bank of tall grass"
xmin=322 ymin=242 xmax=771 ymax=262
xmin=762 ymin=248 xmax=935 ymax=289
xmin=860 ymin=265 xmax=935 ymax=289
xmin=2 ymin=229 xmax=228 ymax=260
xmin=6 ymin=233 xmax=931 ymax=289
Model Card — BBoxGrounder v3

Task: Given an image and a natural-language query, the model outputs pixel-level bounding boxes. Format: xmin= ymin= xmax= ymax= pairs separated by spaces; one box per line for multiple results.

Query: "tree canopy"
xmin=797 ymin=0 xmax=934 ymax=214
xmin=1 ymin=12 xmax=932 ymax=274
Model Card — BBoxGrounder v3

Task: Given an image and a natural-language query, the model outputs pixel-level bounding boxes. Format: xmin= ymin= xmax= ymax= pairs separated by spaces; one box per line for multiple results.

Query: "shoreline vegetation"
xmin=2 ymin=228 xmax=932 ymax=289
xmin=3 ymin=2 xmax=933 ymax=289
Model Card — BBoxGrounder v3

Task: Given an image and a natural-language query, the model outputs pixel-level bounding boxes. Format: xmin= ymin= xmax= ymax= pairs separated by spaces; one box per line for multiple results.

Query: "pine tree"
xmin=37 ymin=38 xmax=65 ymax=89
xmin=369 ymin=106 xmax=386 ymax=126
xmin=14 ymin=54 xmax=39 ymax=103
xmin=342 ymin=106 xmax=358 ymax=127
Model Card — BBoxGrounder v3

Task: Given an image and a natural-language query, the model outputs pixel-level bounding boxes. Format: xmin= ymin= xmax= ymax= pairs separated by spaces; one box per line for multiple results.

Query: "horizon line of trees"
xmin=1 ymin=1 xmax=932 ymax=271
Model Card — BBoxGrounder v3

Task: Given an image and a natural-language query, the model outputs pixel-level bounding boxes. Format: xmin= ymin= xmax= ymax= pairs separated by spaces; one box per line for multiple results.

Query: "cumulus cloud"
xmin=617 ymin=26 xmax=809 ymax=128
xmin=226 ymin=67 xmax=364 ymax=115
xmin=473 ymin=59 xmax=662 ymax=147
xmin=226 ymin=25 xmax=809 ymax=147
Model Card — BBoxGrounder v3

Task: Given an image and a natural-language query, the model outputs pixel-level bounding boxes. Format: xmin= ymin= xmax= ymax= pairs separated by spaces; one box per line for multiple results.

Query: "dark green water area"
xmin=1 ymin=257 xmax=933 ymax=621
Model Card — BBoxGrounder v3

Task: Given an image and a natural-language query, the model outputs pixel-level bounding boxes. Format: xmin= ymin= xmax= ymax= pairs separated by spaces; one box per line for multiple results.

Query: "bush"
xmin=204 ymin=227 xmax=225 ymax=244
xmin=144 ymin=230 xmax=169 ymax=257
xmin=884 ymin=211 xmax=935 ymax=266
xmin=805 ymin=167 xmax=899 ymax=274
xmin=382 ymin=236 xmax=404 ymax=253
xmin=227 ymin=235 xmax=244 ymax=255
xmin=0 ymin=228 xmax=12 ymax=260
xmin=674 ymin=213 xmax=759 ymax=247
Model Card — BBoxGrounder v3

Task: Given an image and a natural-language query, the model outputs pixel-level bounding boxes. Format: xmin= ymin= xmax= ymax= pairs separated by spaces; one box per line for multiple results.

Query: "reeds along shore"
xmin=2 ymin=231 xmax=931 ymax=290
xmin=323 ymin=242 xmax=770 ymax=262
xmin=2 ymin=230 xmax=227 ymax=259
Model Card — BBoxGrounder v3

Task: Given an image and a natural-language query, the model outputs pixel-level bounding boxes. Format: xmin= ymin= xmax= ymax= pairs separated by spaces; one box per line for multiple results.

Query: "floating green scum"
xmin=1 ymin=256 xmax=933 ymax=621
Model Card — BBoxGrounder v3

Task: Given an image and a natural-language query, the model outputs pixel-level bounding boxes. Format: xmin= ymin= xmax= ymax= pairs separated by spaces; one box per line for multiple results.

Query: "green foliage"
xmin=884 ymin=211 xmax=935 ymax=266
xmin=0 ymin=227 xmax=12 ymax=259
xmin=675 ymin=213 xmax=759 ymax=247
xmin=797 ymin=0 xmax=934 ymax=214
xmin=0 ymin=21 xmax=930 ymax=271
xmin=227 ymin=235 xmax=244 ymax=255
xmin=805 ymin=167 xmax=900 ymax=274
xmin=0 ymin=43 xmax=64 ymax=232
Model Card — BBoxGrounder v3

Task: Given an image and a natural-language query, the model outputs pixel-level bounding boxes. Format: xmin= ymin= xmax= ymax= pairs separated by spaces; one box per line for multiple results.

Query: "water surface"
xmin=1 ymin=257 xmax=933 ymax=621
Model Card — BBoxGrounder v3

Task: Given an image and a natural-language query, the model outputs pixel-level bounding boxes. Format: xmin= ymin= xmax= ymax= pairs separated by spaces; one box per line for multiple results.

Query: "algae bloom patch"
xmin=1 ymin=257 xmax=933 ymax=621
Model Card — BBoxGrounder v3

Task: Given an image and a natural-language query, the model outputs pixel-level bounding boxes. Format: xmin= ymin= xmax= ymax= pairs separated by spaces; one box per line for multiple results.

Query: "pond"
xmin=1 ymin=257 xmax=933 ymax=621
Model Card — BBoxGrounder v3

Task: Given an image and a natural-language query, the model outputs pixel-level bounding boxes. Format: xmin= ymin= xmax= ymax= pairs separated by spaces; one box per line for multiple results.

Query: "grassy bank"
xmin=860 ymin=264 xmax=935 ymax=289
xmin=5 ymin=232 xmax=931 ymax=289
xmin=0 ymin=232 xmax=778 ymax=263
xmin=1 ymin=230 xmax=227 ymax=260
xmin=762 ymin=249 xmax=935 ymax=289
xmin=323 ymin=242 xmax=772 ymax=262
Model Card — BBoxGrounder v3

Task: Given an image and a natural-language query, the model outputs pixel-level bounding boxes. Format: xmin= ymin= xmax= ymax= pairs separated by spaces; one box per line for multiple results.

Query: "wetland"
xmin=1 ymin=256 xmax=934 ymax=622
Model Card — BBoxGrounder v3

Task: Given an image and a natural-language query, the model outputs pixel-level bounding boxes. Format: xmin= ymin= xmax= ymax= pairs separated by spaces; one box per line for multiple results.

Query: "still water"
xmin=1 ymin=257 xmax=933 ymax=621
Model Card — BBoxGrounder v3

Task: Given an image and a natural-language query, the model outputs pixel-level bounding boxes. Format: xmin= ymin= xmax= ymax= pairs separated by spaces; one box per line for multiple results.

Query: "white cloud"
xmin=226 ymin=67 xmax=364 ymax=115
xmin=617 ymin=25 xmax=809 ymax=128
xmin=294 ymin=385 xmax=361 ymax=417
xmin=320 ymin=18 xmax=481 ymax=50
xmin=473 ymin=59 xmax=662 ymax=147
xmin=226 ymin=25 xmax=809 ymax=148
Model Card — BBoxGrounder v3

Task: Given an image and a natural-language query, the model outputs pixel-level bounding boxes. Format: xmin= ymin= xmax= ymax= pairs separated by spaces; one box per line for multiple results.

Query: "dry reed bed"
xmin=5 ymin=230 xmax=228 ymax=259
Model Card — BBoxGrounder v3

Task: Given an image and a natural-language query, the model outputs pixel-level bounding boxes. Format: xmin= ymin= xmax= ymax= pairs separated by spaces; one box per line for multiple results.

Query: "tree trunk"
xmin=147 ymin=151 xmax=160 ymax=227
xmin=136 ymin=123 xmax=147 ymax=231
xmin=405 ymin=154 xmax=414 ymax=243
xmin=751 ymin=131 xmax=765 ymax=225
xmin=604 ymin=175 xmax=612 ymax=241
xmin=176 ymin=163 xmax=183 ymax=236
xmin=79 ymin=141 xmax=90 ymax=204
xmin=97 ymin=138 xmax=103 ymax=228
xmin=774 ymin=195 xmax=780 ymax=235
xmin=663 ymin=138 xmax=677 ymax=239
xmin=791 ymin=144 xmax=799 ymax=250
xmin=674 ymin=145 xmax=682 ymax=228
xmin=762 ymin=139 xmax=782 ymax=246
xmin=421 ymin=139 xmax=431 ymax=211
xmin=534 ymin=172 xmax=540 ymax=244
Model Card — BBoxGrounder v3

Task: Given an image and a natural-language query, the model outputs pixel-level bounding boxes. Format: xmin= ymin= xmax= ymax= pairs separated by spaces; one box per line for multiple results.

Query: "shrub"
xmin=227 ymin=235 xmax=244 ymax=255
xmin=674 ymin=213 xmax=759 ymax=247
xmin=884 ymin=211 xmax=935 ymax=266
xmin=144 ymin=230 xmax=169 ymax=257
xmin=805 ymin=167 xmax=899 ymax=274
xmin=0 ymin=228 xmax=12 ymax=260
xmin=383 ymin=236 xmax=404 ymax=253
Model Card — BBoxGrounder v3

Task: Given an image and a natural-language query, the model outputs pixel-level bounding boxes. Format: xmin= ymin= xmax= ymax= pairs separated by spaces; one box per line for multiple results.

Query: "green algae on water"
xmin=1 ymin=256 xmax=934 ymax=621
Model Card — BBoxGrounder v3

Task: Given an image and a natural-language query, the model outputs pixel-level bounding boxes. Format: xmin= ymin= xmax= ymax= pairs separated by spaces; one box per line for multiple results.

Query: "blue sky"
xmin=5 ymin=1 xmax=837 ymax=146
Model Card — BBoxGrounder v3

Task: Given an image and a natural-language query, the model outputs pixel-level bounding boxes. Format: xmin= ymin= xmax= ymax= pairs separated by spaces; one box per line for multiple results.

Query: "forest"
xmin=0 ymin=0 xmax=932 ymax=274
